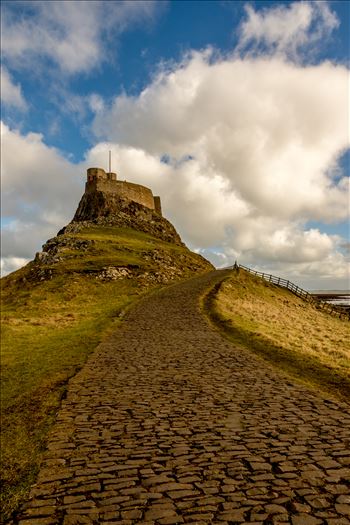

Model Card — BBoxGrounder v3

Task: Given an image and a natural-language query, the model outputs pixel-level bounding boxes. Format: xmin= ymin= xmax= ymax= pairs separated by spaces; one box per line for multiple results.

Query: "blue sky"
xmin=1 ymin=0 xmax=349 ymax=289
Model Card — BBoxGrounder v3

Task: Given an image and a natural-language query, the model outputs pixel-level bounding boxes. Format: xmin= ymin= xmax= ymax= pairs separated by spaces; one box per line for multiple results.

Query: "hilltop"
xmin=0 ymin=170 xmax=213 ymax=522
xmin=6 ymin=167 xmax=212 ymax=287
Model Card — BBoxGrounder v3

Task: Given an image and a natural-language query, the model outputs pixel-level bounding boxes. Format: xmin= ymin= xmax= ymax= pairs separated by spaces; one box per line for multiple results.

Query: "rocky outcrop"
xmin=30 ymin=231 xmax=212 ymax=286
xmin=34 ymin=236 xmax=94 ymax=266
xmin=70 ymin=191 xmax=183 ymax=245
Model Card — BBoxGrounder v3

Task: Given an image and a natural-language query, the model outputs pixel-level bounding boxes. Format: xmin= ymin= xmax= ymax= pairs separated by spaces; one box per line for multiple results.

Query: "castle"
xmin=85 ymin=167 xmax=162 ymax=216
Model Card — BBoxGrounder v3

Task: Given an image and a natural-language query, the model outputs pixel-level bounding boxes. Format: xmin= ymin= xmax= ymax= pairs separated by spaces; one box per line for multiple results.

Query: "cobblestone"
xmin=17 ymin=271 xmax=350 ymax=524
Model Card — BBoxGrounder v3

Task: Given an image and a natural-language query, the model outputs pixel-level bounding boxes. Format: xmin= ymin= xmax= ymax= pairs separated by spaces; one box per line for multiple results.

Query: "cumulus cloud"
xmin=236 ymin=1 xmax=339 ymax=60
xmin=1 ymin=256 xmax=30 ymax=277
xmin=93 ymin=50 xmax=349 ymax=221
xmin=1 ymin=122 xmax=82 ymax=217
xmin=0 ymin=66 xmax=27 ymax=109
xmin=1 ymin=0 xmax=159 ymax=75
xmin=1 ymin=122 xmax=82 ymax=272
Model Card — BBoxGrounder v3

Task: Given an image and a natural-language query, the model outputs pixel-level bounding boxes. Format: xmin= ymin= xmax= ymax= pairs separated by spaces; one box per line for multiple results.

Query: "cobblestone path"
xmin=18 ymin=271 xmax=350 ymax=525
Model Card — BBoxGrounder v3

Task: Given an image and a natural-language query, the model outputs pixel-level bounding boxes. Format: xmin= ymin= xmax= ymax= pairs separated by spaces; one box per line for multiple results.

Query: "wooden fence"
xmin=230 ymin=264 xmax=349 ymax=321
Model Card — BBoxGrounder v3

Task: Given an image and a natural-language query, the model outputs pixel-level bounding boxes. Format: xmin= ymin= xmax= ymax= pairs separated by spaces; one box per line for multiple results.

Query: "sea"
xmin=310 ymin=291 xmax=350 ymax=309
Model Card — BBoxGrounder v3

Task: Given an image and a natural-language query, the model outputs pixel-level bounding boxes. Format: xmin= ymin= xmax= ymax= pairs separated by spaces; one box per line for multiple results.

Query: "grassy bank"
xmin=0 ymin=225 xmax=210 ymax=523
xmin=1 ymin=276 xmax=137 ymax=522
xmin=206 ymin=268 xmax=350 ymax=401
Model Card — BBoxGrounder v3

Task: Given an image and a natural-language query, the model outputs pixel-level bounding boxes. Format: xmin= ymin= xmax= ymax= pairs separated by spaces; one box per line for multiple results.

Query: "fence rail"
xmin=229 ymin=264 xmax=349 ymax=321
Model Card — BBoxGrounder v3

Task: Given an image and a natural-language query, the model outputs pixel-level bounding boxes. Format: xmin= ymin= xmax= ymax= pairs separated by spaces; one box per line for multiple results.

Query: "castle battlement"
xmin=85 ymin=168 xmax=162 ymax=216
xmin=87 ymin=167 xmax=117 ymax=182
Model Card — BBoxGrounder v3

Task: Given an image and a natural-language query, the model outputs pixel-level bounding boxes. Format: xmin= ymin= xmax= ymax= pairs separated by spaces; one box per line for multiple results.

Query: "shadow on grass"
xmin=203 ymin=280 xmax=350 ymax=403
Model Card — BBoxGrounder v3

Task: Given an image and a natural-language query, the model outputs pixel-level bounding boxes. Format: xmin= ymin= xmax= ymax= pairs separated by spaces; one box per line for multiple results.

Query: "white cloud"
xmin=1 ymin=122 xmax=82 ymax=272
xmin=236 ymin=1 xmax=339 ymax=60
xmin=88 ymin=94 xmax=105 ymax=113
xmin=249 ymin=250 xmax=350 ymax=291
xmin=1 ymin=0 xmax=159 ymax=75
xmin=1 ymin=257 xmax=30 ymax=277
xmin=1 ymin=122 xmax=81 ymax=218
xmin=0 ymin=66 xmax=27 ymax=109
xmin=93 ymin=51 xmax=349 ymax=222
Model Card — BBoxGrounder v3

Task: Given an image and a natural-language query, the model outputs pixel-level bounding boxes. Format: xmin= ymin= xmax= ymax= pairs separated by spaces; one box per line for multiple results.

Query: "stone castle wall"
xmin=154 ymin=196 xmax=162 ymax=216
xmin=85 ymin=168 xmax=161 ymax=215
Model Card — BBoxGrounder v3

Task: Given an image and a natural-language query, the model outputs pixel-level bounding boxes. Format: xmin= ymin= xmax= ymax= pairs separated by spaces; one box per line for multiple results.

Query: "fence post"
xmin=240 ymin=264 xmax=348 ymax=322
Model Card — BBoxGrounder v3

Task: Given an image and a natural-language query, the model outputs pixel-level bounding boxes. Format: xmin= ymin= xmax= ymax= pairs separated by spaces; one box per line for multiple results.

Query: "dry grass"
xmin=207 ymin=269 xmax=350 ymax=401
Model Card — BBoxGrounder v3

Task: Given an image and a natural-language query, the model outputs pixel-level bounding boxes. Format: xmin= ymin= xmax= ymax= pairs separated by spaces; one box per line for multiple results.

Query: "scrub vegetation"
xmin=0 ymin=225 xmax=210 ymax=523
xmin=206 ymin=268 xmax=350 ymax=402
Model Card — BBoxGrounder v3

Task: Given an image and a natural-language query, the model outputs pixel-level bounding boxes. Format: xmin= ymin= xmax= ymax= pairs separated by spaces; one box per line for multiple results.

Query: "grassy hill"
xmin=205 ymin=268 xmax=350 ymax=402
xmin=0 ymin=224 xmax=212 ymax=523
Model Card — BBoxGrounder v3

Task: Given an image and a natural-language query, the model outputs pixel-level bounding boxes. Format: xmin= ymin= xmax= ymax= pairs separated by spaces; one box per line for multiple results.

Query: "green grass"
xmin=205 ymin=269 xmax=350 ymax=402
xmin=1 ymin=274 xmax=141 ymax=523
xmin=0 ymin=225 xmax=211 ymax=523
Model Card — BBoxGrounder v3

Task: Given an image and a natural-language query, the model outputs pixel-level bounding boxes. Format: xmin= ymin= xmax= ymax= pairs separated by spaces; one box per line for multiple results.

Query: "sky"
xmin=1 ymin=0 xmax=349 ymax=290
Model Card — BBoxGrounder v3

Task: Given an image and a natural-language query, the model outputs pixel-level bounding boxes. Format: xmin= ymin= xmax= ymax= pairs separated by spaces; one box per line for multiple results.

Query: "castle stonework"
xmin=85 ymin=168 xmax=162 ymax=215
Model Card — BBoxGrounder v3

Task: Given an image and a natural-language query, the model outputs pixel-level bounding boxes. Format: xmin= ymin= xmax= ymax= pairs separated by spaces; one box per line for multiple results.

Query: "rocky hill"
xmin=72 ymin=189 xmax=183 ymax=245
xmin=5 ymin=184 xmax=213 ymax=288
